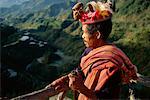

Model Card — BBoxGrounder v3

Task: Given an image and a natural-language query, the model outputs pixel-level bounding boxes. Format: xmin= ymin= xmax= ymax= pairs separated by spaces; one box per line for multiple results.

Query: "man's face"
xmin=82 ymin=25 xmax=98 ymax=48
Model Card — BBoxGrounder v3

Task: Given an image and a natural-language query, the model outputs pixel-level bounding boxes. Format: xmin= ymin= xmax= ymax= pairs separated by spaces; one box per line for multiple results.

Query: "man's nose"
xmin=82 ymin=33 xmax=85 ymax=39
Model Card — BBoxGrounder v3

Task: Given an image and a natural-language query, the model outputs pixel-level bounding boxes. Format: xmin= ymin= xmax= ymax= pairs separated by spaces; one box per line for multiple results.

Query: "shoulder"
xmin=96 ymin=44 xmax=124 ymax=54
xmin=88 ymin=45 xmax=130 ymax=71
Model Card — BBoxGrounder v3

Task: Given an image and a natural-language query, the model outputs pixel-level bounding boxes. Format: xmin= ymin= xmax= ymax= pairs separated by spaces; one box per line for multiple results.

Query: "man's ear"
xmin=96 ymin=31 xmax=101 ymax=39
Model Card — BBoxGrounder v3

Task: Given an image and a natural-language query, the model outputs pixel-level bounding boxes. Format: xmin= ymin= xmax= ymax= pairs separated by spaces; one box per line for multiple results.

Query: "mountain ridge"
xmin=0 ymin=0 xmax=29 ymax=7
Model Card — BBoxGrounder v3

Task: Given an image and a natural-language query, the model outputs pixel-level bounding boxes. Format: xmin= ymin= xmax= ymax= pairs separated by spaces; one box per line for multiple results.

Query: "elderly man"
xmin=45 ymin=1 xmax=138 ymax=100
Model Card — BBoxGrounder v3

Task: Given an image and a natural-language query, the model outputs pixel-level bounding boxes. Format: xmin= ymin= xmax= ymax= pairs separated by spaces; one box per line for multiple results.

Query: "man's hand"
xmin=68 ymin=73 xmax=98 ymax=99
xmin=68 ymin=73 xmax=84 ymax=91
xmin=45 ymin=75 xmax=69 ymax=92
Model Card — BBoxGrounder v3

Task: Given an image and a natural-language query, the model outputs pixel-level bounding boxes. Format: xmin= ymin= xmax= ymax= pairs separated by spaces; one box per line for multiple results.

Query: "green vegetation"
xmin=110 ymin=0 xmax=150 ymax=76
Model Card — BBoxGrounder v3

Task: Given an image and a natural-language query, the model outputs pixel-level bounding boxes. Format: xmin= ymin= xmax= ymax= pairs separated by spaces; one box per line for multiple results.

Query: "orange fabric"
xmin=78 ymin=45 xmax=137 ymax=100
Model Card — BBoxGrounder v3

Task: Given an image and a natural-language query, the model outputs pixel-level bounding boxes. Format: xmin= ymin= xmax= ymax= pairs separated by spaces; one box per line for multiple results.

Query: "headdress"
xmin=72 ymin=1 xmax=113 ymax=24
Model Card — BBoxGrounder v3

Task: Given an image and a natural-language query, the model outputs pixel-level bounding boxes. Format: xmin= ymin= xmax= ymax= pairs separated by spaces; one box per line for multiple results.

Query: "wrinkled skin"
xmin=68 ymin=73 xmax=84 ymax=91
xmin=45 ymin=75 xmax=69 ymax=92
xmin=82 ymin=24 xmax=102 ymax=48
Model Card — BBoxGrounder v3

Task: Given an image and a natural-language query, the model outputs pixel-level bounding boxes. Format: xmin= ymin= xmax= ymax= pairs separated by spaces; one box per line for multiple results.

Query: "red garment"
xmin=78 ymin=45 xmax=137 ymax=100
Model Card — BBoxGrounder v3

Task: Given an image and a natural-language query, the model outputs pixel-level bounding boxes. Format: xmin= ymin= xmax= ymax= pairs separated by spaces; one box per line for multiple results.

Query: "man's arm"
xmin=11 ymin=75 xmax=69 ymax=100
xmin=68 ymin=73 xmax=98 ymax=99
xmin=45 ymin=75 xmax=69 ymax=91
xmin=68 ymin=61 xmax=119 ymax=99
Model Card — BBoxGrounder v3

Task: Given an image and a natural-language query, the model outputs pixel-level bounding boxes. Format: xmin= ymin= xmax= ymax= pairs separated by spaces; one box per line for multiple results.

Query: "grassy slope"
xmin=13 ymin=0 xmax=150 ymax=75
xmin=111 ymin=0 xmax=150 ymax=76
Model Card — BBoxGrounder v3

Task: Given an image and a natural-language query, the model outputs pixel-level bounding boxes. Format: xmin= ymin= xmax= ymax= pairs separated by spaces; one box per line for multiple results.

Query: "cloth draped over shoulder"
xmin=79 ymin=45 xmax=138 ymax=99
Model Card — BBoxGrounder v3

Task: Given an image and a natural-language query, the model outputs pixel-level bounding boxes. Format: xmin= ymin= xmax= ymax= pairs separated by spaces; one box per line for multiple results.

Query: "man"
xmin=46 ymin=1 xmax=138 ymax=100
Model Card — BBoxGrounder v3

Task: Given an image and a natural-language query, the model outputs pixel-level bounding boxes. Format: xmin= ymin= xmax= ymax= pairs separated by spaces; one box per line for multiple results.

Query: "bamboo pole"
xmin=11 ymin=87 xmax=60 ymax=100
